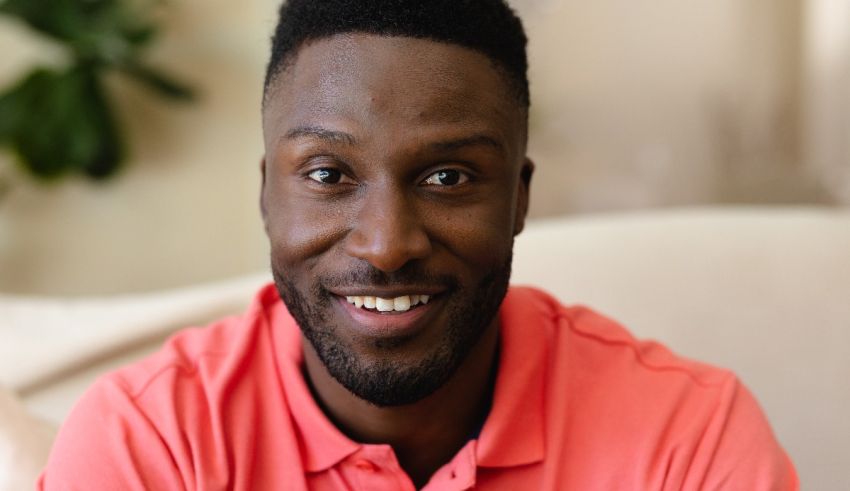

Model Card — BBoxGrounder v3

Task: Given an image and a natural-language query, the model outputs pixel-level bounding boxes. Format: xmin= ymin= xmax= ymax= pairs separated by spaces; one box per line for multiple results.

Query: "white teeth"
xmin=393 ymin=296 xmax=411 ymax=312
xmin=375 ymin=297 xmax=394 ymax=312
xmin=345 ymin=294 xmax=433 ymax=312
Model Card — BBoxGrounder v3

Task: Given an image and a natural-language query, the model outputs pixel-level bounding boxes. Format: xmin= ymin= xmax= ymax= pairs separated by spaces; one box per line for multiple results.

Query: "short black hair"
xmin=264 ymin=0 xmax=529 ymax=108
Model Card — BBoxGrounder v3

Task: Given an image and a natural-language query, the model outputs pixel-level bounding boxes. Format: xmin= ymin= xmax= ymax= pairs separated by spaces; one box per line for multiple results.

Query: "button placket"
xmin=351 ymin=445 xmax=419 ymax=491
xmin=352 ymin=456 xmax=382 ymax=490
xmin=424 ymin=440 xmax=477 ymax=490
xmin=354 ymin=459 xmax=378 ymax=473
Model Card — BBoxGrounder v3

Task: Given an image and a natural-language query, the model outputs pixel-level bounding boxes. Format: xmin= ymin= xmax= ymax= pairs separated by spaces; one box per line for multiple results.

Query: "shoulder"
xmin=110 ymin=283 xmax=284 ymax=400
xmin=506 ymin=286 xmax=798 ymax=489
xmin=39 ymin=283 xmax=299 ymax=489
xmin=505 ymin=285 xmax=731 ymax=384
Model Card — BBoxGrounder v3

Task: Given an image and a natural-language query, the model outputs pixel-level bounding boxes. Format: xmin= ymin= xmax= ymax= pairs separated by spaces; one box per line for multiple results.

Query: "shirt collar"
xmin=475 ymin=286 xmax=546 ymax=468
xmin=264 ymin=287 xmax=360 ymax=472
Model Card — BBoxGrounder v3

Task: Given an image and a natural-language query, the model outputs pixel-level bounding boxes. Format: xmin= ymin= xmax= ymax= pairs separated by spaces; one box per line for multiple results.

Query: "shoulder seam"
xmin=123 ymin=350 xmax=231 ymax=401
xmin=554 ymin=310 xmax=734 ymax=389
xmin=120 ymin=307 xmax=267 ymax=400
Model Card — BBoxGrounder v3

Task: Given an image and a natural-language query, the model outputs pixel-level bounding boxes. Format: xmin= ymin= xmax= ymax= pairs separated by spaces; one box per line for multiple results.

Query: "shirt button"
xmin=354 ymin=459 xmax=378 ymax=472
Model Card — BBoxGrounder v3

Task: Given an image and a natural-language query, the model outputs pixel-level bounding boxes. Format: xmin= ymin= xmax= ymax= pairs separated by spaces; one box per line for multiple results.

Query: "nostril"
xmin=344 ymin=220 xmax=432 ymax=273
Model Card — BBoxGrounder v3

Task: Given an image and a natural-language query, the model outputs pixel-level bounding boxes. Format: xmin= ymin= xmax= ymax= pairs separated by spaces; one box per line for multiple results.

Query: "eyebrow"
xmin=284 ymin=126 xmax=356 ymax=145
xmin=429 ymin=134 xmax=505 ymax=154
xmin=283 ymin=126 xmax=504 ymax=154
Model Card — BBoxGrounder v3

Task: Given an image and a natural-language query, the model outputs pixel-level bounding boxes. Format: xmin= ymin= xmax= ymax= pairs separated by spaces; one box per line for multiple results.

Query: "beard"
xmin=271 ymin=254 xmax=512 ymax=407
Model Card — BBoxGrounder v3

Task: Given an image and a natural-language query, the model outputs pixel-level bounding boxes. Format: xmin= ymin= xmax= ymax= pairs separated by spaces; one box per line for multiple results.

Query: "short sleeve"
xmin=685 ymin=376 xmax=799 ymax=490
xmin=37 ymin=375 xmax=184 ymax=491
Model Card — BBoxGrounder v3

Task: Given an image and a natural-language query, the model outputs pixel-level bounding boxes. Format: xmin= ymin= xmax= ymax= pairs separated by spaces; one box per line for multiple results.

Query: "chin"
xmin=271 ymin=253 xmax=513 ymax=406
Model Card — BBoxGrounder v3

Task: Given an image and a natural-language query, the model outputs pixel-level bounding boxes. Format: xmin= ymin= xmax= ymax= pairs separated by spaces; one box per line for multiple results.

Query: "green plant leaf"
xmin=0 ymin=66 xmax=124 ymax=180
xmin=7 ymin=72 xmax=67 ymax=178
xmin=124 ymin=24 xmax=158 ymax=47
xmin=0 ymin=0 xmax=191 ymax=183
xmin=120 ymin=62 xmax=195 ymax=101
xmin=1 ymin=0 xmax=157 ymax=63
xmin=77 ymin=69 xmax=124 ymax=179
xmin=0 ymin=70 xmax=38 ymax=143
xmin=1 ymin=0 xmax=102 ymax=43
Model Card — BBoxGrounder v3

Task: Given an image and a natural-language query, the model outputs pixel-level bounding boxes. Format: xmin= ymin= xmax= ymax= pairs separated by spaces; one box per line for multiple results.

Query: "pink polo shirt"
xmin=39 ymin=285 xmax=798 ymax=490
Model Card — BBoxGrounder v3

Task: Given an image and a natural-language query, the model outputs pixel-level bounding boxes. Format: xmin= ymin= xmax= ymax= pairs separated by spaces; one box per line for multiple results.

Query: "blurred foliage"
xmin=0 ymin=0 xmax=194 ymax=182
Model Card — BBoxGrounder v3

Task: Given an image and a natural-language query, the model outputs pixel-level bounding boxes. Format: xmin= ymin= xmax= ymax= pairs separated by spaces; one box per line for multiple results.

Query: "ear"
xmin=259 ymin=156 xmax=269 ymax=230
xmin=513 ymin=157 xmax=534 ymax=236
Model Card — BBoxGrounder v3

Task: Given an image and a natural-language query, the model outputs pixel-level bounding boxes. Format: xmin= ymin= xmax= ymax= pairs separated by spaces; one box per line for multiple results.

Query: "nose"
xmin=344 ymin=186 xmax=432 ymax=272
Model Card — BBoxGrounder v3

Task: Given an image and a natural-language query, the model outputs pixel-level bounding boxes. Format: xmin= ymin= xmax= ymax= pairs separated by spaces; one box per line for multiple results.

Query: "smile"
xmin=332 ymin=291 xmax=443 ymax=338
xmin=344 ymin=294 xmax=431 ymax=313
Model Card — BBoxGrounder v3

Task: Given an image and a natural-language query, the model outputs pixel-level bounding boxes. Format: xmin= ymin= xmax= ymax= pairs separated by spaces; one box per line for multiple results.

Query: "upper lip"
xmin=328 ymin=286 xmax=447 ymax=298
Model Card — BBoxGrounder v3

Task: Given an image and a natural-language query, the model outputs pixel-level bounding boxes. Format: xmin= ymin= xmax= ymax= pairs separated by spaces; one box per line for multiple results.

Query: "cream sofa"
xmin=2 ymin=207 xmax=848 ymax=490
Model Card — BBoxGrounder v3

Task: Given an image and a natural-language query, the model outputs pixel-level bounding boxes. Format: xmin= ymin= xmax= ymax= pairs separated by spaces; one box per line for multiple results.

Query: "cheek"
xmin=264 ymin=180 xmax=350 ymax=268
xmin=424 ymin=197 xmax=516 ymax=270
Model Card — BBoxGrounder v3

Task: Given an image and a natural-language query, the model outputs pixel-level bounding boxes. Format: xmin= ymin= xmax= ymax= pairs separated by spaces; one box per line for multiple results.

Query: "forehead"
xmin=262 ymin=33 xmax=524 ymax=154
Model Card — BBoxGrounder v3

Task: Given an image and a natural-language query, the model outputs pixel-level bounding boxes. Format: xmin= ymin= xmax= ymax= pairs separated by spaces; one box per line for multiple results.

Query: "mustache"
xmin=319 ymin=263 xmax=458 ymax=291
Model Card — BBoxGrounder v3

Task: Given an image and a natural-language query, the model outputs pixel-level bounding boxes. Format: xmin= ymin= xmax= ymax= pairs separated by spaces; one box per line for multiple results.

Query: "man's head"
xmin=260 ymin=0 xmax=533 ymax=407
xmin=263 ymin=0 xmax=530 ymax=112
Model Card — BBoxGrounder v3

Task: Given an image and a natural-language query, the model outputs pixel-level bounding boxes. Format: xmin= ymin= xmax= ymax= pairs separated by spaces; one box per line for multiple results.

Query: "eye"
xmin=422 ymin=169 xmax=469 ymax=186
xmin=308 ymin=168 xmax=344 ymax=184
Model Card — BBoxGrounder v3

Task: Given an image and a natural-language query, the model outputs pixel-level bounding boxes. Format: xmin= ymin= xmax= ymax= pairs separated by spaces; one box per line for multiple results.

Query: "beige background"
xmin=1 ymin=0 xmax=848 ymax=295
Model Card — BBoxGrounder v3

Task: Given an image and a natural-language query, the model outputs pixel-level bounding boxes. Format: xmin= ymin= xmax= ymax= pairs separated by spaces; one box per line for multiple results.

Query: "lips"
xmin=330 ymin=289 xmax=445 ymax=339
xmin=344 ymin=294 xmax=431 ymax=312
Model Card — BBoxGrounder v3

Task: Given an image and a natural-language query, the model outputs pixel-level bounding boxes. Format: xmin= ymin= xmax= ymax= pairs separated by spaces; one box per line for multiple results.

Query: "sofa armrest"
xmin=0 ymin=386 xmax=54 ymax=491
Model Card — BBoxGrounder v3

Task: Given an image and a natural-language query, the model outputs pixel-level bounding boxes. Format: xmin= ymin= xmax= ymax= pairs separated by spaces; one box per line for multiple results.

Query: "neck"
xmin=302 ymin=321 xmax=500 ymax=488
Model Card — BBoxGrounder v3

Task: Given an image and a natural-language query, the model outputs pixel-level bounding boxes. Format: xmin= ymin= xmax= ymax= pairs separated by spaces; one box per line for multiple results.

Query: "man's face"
xmin=261 ymin=34 xmax=531 ymax=406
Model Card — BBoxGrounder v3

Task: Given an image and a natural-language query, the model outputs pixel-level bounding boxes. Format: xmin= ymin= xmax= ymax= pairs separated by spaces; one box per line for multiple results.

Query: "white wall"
xmin=802 ymin=0 xmax=850 ymax=203
xmin=0 ymin=0 xmax=832 ymax=295
xmin=520 ymin=0 xmax=815 ymax=214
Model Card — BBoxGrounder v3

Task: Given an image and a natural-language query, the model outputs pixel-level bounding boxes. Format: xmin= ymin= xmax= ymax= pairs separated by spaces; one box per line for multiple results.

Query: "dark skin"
xmin=261 ymin=34 xmax=533 ymax=488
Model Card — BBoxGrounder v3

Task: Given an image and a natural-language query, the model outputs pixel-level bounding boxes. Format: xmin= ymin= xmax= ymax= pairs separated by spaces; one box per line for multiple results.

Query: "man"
xmin=40 ymin=1 xmax=798 ymax=489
